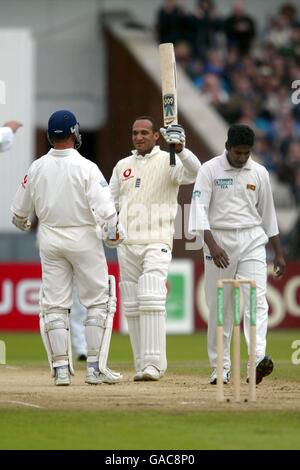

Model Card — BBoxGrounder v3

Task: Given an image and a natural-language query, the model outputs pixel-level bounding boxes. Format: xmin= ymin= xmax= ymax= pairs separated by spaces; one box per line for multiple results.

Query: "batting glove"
xmin=160 ymin=124 xmax=186 ymax=147
xmin=12 ymin=214 xmax=31 ymax=231
xmin=103 ymin=222 xmax=126 ymax=248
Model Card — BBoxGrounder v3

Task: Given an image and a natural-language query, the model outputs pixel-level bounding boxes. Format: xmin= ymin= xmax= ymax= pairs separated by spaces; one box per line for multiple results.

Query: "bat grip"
xmin=169 ymin=143 xmax=176 ymax=167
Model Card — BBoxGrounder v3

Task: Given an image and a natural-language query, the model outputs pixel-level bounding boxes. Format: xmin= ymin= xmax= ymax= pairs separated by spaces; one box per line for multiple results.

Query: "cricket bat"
xmin=159 ymin=42 xmax=177 ymax=167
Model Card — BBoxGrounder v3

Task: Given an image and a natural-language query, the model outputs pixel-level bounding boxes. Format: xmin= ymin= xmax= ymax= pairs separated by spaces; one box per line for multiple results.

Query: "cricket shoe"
xmin=141 ymin=365 xmax=161 ymax=381
xmin=247 ymin=356 xmax=274 ymax=385
xmin=133 ymin=371 xmax=143 ymax=382
xmin=85 ymin=367 xmax=122 ymax=385
xmin=54 ymin=366 xmax=71 ymax=386
xmin=209 ymin=368 xmax=231 ymax=385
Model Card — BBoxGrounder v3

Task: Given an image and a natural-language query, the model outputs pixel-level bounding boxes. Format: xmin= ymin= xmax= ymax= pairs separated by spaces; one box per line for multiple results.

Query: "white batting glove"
xmin=160 ymin=124 xmax=186 ymax=147
xmin=103 ymin=222 xmax=126 ymax=248
xmin=12 ymin=214 xmax=31 ymax=231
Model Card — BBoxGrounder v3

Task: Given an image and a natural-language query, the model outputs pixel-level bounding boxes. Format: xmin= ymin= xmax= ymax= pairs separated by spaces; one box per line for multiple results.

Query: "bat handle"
xmin=169 ymin=143 xmax=176 ymax=167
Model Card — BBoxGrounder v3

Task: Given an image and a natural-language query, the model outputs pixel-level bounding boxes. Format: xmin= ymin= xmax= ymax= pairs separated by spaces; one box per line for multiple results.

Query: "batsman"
xmin=109 ymin=116 xmax=200 ymax=381
xmin=11 ymin=110 xmax=124 ymax=386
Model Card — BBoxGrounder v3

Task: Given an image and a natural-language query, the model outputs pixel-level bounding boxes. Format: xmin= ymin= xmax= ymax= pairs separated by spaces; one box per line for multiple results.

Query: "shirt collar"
xmin=48 ymin=148 xmax=78 ymax=157
xmin=131 ymin=145 xmax=160 ymax=160
xmin=220 ymin=150 xmax=254 ymax=171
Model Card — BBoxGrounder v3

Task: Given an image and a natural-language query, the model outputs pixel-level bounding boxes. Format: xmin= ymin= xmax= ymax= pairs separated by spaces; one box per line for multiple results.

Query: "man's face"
xmin=132 ymin=119 xmax=159 ymax=155
xmin=226 ymin=144 xmax=252 ymax=168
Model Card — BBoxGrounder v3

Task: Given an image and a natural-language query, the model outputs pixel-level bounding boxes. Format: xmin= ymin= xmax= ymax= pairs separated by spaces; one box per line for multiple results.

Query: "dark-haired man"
xmin=110 ymin=116 xmax=200 ymax=381
xmin=189 ymin=124 xmax=285 ymax=385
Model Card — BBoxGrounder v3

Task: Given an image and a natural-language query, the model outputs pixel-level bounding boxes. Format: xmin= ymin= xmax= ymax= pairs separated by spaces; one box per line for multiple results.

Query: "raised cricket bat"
xmin=159 ymin=42 xmax=177 ymax=166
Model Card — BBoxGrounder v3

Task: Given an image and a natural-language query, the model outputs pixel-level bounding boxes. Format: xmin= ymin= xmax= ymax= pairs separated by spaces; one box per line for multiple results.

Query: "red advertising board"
xmin=0 ymin=262 xmax=120 ymax=331
xmin=1 ymin=261 xmax=300 ymax=331
xmin=194 ymin=262 xmax=300 ymax=329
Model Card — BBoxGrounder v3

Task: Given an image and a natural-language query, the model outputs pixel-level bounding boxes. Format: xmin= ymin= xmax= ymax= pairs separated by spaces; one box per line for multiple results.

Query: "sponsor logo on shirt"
xmin=214 ymin=178 xmax=233 ymax=189
xmin=122 ymin=168 xmax=134 ymax=181
xmin=205 ymin=255 xmax=213 ymax=261
xmin=247 ymin=184 xmax=256 ymax=191
xmin=192 ymin=189 xmax=201 ymax=199
xmin=100 ymin=180 xmax=108 ymax=188
xmin=21 ymin=175 xmax=28 ymax=189
xmin=135 ymin=178 xmax=141 ymax=188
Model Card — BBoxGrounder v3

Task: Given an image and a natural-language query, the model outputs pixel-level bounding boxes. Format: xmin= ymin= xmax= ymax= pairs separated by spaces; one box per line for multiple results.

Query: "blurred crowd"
xmin=156 ymin=0 xmax=300 ymax=210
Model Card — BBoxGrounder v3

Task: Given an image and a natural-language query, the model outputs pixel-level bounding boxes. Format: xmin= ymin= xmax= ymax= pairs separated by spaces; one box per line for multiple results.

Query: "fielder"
xmin=189 ymin=124 xmax=286 ymax=385
xmin=0 ymin=121 xmax=22 ymax=152
xmin=11 ymin=110 xmax=123 ymax=386
xmin=109 ymin=116 xmax=200 ymax=381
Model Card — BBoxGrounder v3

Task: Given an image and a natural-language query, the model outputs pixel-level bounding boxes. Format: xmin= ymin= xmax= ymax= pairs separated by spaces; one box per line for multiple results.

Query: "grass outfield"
xmin=0 ymin=331 xmax=300 ymax=450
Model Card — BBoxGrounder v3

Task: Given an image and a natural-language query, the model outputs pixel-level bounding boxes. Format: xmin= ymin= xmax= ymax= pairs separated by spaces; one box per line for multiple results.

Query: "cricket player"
xmin=11 ymin=110 xmax=123 ymax=386
xmin=189 ymin=124 xmax=286 ymax=385
xmin=0 ymin=121 xmax=22 ymax=152
xmin=109 ymin=116 xmax=200 ymax=381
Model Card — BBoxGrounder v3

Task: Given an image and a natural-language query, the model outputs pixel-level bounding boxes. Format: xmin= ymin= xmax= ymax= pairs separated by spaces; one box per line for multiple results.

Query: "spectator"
xmin=224 ymin=0 xmax=256 ymax=56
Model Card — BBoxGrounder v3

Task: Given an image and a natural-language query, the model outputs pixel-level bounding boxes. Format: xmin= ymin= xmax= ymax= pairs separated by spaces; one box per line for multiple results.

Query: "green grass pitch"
xmin=0 ymin=331 xmax=299 ymax=450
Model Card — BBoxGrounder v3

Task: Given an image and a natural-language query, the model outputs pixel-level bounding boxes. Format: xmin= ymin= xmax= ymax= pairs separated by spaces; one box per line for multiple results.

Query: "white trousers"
xmin=205 ymin=226 xmax=269 ymax=369
xmin=118 ymin=243 xmax=172 ymax=282
xmin=39 ymin=225 xmax=108 ymax=311
xmin=118 ymin=243 xmax=172 ymax=373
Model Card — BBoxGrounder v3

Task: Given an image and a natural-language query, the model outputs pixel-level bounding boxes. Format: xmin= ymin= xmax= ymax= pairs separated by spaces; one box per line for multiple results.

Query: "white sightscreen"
xmin=0 ymin=29 xmax=35 ymax=232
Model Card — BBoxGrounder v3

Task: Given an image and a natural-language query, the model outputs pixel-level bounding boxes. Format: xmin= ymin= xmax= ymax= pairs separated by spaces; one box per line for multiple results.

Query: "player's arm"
xmin=87 ymin=165 xmax=124 ymax=245
xmin=109 ymin=165 xmax=120 ymax=212
xmin=188 ymin=166 xmax=229 ymax=267
xmin=257 ymin=171 xmax=285 ymax=277
xmin=11 ymin=169 xmax=34 ymax=230
xmin=160 ymin=124 xmax=201 ymax=184
xmin=87 ymin=164 xmax=117 ymax=224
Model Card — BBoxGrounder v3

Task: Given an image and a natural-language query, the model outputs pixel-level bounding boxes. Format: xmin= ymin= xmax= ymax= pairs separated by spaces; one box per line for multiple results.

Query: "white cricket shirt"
xmin=11 ymin=148 xmax=117 ymax=227
xmin=189 ymin=150 xmax=279 ymax=237
xmin=110 ymin=145 xmax=200 ymax=247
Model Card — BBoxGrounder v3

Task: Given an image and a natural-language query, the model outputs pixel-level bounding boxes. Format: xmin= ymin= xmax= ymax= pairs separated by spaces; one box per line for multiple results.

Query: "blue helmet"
xmin=47 ymin=110 xmax=82 ymax=149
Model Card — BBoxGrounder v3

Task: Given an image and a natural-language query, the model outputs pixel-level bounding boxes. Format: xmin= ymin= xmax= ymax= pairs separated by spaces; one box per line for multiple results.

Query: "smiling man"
xmin=110 ymin=116 xmax=200 ymax=381
xmin=189 ymin=124 xmax=286 ymax=386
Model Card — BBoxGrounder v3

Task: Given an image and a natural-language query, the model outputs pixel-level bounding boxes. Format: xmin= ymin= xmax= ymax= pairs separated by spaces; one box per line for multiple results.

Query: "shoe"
xmin=85 ymin=367 xmax=103 ymax=385
xmin=209 ymin=368 xmax=230 ymax=385
xmin=133 ymin=371 xmax=143 ymax=382
xmin=54 ymin=367 xmax=71 ymax=386
xmin=85 ymin=367 xmax=122 ymax=385
xmin=247 ymin=356 xmax=274 ymax=385
xmin=141 ymin=365 xmax=161 ymax=381
xmin=77 ymin=354 xmax=87 ymax=361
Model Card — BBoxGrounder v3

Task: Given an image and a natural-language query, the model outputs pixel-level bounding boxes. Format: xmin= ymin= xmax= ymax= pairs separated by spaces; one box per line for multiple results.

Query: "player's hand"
xmin=273 ymin=255 xmax=286 ymax=277
xmin=160 ymin=124 xmax=186 ymax=148
xmin=3 ymin=121 xmax=23 ymax=134
xmin=209 ymin=244 xmax=230 ymax=269
xmin=12 ymin=214 xmax=31 ymax=231
xmin=103 ymin=222 xmax=125 ymax=248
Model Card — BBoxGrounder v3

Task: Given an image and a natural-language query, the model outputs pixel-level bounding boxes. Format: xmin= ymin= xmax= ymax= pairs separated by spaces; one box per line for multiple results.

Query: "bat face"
xmin=159 ymin=43 xmax=178 ymax=127
xmin=163 ymin=93 xmax=176 ymax=125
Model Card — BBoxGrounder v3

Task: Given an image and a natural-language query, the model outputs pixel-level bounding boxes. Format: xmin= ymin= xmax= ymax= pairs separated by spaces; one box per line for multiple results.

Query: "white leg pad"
xmin=40 ymin=309 xmax=74 ymax=376
xmin=85 ymin=306 xmax=107 ymax=363
xmin=138 ymin=274 xmax=167 ymax=373
xmin=120 ymin=281 xmax=140 ymax=373
xmin=98 ymin=275 xmax=122 ymax=382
